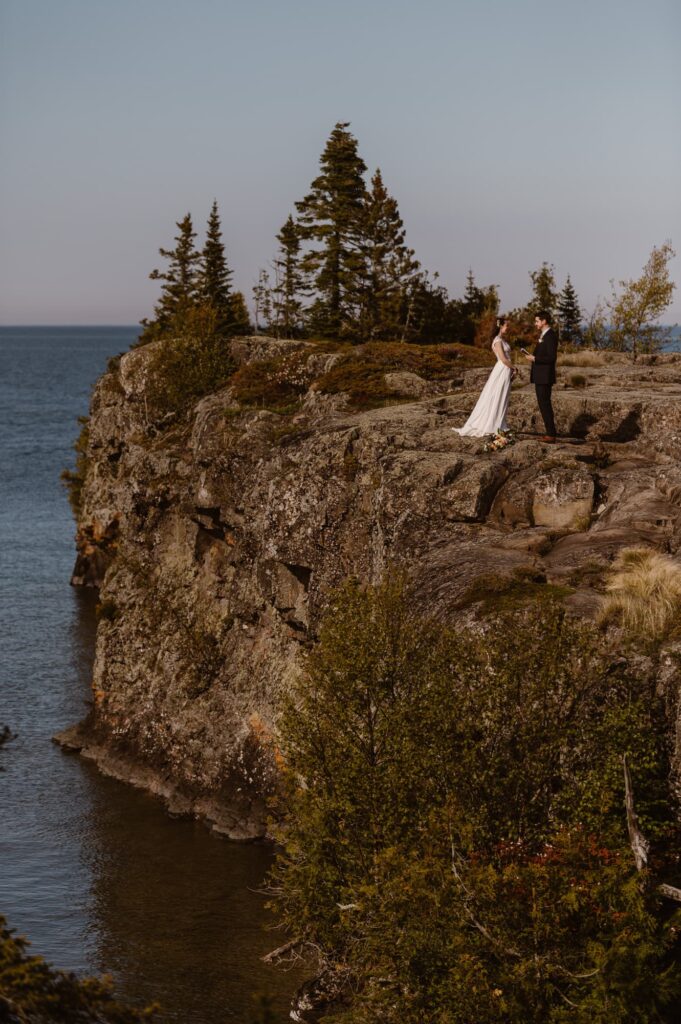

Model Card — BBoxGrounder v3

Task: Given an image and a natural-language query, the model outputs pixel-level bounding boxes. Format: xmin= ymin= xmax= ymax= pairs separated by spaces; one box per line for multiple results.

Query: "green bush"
xmin=316 ymin=341 xmax=494 ymax=409
xmin=0 ymin=914 xmax=156 ymax=1022
xmin=147 ymin=304 xmax=237 ymax=417
xmin=60 ymin=415 xmax=89 ymax=518
xmin=230 ymin=349 xmax=315 ymax=414
xmin=270 ymin=577 xmax=681 ymax=1022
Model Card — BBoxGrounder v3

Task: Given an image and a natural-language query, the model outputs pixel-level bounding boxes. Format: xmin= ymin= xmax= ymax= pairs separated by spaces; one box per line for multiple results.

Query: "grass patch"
xmin=316 ymin=341 xmax=493 ymax=409
xmin=558 ymin=349 xmax=606 ymax=367
xmin=599 ymin=547 xmax=681 ymax=640
xmin=230 ymin=350 xmax=315 ymax=413
xmin=569 ymin=373 xmax=587 ymax=388
xmin=458 ymin=567 xmax=572 ymax=613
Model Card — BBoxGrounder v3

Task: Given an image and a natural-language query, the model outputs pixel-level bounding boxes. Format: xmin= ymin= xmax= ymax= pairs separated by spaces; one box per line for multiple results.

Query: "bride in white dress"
xmin=452 ymin=317 xmax=517 ymax=437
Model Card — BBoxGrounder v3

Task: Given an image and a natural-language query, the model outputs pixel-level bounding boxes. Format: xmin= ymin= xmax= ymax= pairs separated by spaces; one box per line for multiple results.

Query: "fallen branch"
xmin=623 ymin=755 xmax=681 ymax=903
xmin=262 ymin=936 xmax=303 ymax=963
xmin=623 ymin=753 xmax=649 ymax=871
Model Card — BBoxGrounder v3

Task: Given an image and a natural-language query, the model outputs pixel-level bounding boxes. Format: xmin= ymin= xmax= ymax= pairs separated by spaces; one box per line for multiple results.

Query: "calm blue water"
xmin=0 ymin=327 xmax=299 ymax=1022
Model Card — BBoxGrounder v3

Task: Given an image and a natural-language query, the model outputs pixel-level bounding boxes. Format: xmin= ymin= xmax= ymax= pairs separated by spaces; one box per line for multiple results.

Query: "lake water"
xmin=0 ymin=327 xmax=302 ymax=1023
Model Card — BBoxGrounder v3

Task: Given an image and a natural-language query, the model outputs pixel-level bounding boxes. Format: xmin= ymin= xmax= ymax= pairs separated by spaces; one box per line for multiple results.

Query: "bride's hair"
xmin=492 ymin=315 xmax=508 ymax=341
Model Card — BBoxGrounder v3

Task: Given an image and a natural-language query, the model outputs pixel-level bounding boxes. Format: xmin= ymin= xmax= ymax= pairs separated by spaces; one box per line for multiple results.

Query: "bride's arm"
xmin=492 ymin=338 xmax=516 ymax=373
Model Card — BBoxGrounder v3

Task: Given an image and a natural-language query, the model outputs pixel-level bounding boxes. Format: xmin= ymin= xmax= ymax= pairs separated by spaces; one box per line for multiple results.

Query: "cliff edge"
xmin=56 ymin=338 xmax=681 ymax=837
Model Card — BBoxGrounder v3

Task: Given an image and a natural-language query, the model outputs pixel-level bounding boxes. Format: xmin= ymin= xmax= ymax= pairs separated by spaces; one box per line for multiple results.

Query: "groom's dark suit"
xmin=530 ymin=327 xmax=558 ymax=437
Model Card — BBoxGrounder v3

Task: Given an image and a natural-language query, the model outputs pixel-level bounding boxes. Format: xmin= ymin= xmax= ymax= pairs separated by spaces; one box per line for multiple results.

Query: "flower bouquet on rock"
xmin=482 ymin=429 xmax=516 ymax=453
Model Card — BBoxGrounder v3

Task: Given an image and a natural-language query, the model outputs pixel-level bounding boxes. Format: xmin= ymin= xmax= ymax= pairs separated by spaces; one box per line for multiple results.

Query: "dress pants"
xmin=535 ymin=383 xmax=556 ymax=437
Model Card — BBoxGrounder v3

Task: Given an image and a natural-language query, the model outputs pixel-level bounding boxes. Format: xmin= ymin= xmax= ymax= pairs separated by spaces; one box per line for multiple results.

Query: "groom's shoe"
xmin=539 ymin=435 xmax=556 ymax=444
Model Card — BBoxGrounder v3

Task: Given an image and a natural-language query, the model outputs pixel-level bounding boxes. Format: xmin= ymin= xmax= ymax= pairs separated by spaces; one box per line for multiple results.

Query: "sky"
xmin=1 ymin=0 xmax=680 ymax=325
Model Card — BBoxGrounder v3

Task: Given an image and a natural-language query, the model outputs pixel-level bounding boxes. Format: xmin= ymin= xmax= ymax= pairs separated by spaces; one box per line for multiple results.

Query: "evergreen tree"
xmin=227 ymin=290 xmax=252 ymax=335
xmin=529 ymin=261 xmax=559 ymax=317
xmin=273 ymin=215 xmax=304 ymax=338
xmin=462 ymin=270 xmax=499 ymax=344
xmin=359 ymin=169 xmax=420 ymax=340
xmin=139 ymin=213 xmax=201 ymax=343
xmin=557 ymin=274 xmax=583 ymax=343
xmin=295 ymin=122 xmax=368 ymax=338
xmin=252 ymin=269 xmax=273 ymax=333
xmin=199 ymin=200 xmax=233 ymax=336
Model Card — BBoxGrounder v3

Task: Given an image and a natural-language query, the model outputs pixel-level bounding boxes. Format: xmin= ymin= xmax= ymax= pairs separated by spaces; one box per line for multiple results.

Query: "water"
xmin=0 ymin=327 xmax=301 ymax=1022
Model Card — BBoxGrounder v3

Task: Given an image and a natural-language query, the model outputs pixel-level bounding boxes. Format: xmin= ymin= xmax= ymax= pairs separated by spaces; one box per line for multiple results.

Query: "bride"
xmin=452 ymin=316 xmax=516 ymax=437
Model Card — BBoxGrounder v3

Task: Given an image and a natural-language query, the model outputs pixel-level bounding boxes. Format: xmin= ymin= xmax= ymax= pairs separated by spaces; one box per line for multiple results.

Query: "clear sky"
xmin=1 ymin=0 xmax=680 ymax=325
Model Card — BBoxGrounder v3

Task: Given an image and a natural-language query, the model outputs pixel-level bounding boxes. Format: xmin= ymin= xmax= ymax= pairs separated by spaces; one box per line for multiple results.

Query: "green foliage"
xmin=139 ymin=214 xmax=201 ymax=345
xmin=199 ymin=200 xmax=234 ymax=335
xmin=557 ymin=275 xmax=583 ymax=343
xmin=230 ymin=349 xmax=315 ymax=413
xmin=270 ymin=578 xmax=681 ymax=1022
xmin=227 ymin=290 xmax=253 ymax=335
xmin=529 ymin=262 xmax=559 ymax=318
xmin=146 ymin=303 xmax=237 ymax=417
xmin=357 ymin=169 xmax=420 ymax=341
xmin=607 ymin=242 xmax=677 ymax=357
xmin=60 ymin=415 xmax=89 ymax=518
xmin=273 ymin=215 xmax=304 ymax=338
xmin=295 ymin=122 xmax=369 ymax=338
xmin=0 ymin=914 xmax=155 ymax=1022
xmin=316 ymin=341 xmax=493 ymax=409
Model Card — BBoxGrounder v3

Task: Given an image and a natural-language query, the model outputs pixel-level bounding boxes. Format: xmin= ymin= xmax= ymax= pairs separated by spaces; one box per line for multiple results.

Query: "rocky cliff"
xmin=56 ymin=338 xmax=681 ymax=837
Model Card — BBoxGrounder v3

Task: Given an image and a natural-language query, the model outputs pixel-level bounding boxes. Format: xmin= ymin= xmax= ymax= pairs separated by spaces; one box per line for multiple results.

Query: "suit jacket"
xmin=530 ymin=327 xmax=558 ymax=386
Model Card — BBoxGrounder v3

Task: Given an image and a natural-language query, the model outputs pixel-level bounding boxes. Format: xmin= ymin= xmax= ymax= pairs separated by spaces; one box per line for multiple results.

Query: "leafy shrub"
xmin=147 ymin=304 xmax=236 ymax=417
xmin=270 ymin=577 xmax=680 ymax=1023
xmin=0 ymin=914 xmax=155 ymax=1021
xmin=230 ymin=350 xmax=316 ymax=414
xmin=316 ymin=342 xmax=493 ymax=409
xmin=60 ymin=415 xmax=89 ymax=518
xmin=600 ymin=547 xmax=681 ymax=640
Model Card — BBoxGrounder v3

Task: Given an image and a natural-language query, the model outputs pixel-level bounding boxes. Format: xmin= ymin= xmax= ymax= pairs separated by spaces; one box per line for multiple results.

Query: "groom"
xmin=524 ymin=311 xmax=558 ymax=443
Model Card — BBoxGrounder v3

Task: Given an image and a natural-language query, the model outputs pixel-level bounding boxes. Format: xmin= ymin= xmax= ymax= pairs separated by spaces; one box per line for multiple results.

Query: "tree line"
xmin=139 ymin=122 xmax=675 ymax=353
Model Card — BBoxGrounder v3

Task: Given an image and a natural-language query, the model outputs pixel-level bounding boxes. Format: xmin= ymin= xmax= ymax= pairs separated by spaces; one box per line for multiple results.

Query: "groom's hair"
xmin=537 ymin=310 xmax=553 ymax=325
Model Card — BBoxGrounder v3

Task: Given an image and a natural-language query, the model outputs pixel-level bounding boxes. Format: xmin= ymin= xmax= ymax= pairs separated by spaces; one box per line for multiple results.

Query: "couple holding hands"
xmin=453 ymin=312 xmax=558 ymax=443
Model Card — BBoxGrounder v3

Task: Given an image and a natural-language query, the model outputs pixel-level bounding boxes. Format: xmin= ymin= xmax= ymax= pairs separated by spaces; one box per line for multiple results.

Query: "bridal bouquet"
xmin=483 ymin=429 xmax=516 ymax=453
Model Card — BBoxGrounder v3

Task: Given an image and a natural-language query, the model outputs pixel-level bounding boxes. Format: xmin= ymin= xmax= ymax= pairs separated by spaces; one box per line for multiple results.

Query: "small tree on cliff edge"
xmin=199 ymin=200 xmax=234 ymax=336
xmin=273 ymin=215 xmax=304 ymax=338
xmin=607 ymin=240 xmax=677 ymax=358
xmin=529 ymin=261 xmax=559 ymax=318
xmin=295 ymin=122 xmax=368 ymax=338
xmin=557 ymin=274 xmax=583 ymax=344
xmin=139 ymin=213 xmax=201 ymax=344
xmin=359 ymin=168 xmax=420 ymax=341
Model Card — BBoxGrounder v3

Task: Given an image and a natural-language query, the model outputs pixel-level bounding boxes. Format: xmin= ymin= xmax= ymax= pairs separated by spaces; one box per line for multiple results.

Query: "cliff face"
xmin=57 ymin=339 xmax=681 ymax=836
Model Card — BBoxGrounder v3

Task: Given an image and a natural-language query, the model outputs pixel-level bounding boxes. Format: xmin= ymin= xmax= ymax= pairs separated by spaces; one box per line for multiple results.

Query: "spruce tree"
xmin=529 ymin=261 xmax=559 ymax=317
xmin=139 ymin=213 xmax=201 ymax=343
xmin=295 ymin=122 xmax=368 ymax=338
xmin=252 ymin=269 xmax=273 ymax=333
xmin=359 ymin=168 xmax=419 ymax=340
xmin=557 ymin=275 xmax=583 ymax=343
xmin=227 ymin=291 xmax=252 ymax=335
xmin=199 ymin=200 xmax=233 ymax=336
xmin=273 ymin=215 xmax=304 ymax=338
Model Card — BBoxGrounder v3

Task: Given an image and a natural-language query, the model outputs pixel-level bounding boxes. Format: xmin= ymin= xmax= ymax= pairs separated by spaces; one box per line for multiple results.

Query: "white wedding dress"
xmin=452 ymin=337 xmax=512 ymax=437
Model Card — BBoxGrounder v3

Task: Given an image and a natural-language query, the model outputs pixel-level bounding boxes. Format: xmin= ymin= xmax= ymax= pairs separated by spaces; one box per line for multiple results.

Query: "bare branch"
xmin=623 ymin=754 xmax=649 ymax=871
xmin=658 ymin=883 xmax=681 ymax=903
xmin=262 ymin=937 xmax=303 ymax=963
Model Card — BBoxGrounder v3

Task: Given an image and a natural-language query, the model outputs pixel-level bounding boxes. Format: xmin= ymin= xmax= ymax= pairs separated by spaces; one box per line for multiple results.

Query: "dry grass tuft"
xmin=599 ymin=547 xmax=681 ymax=639
xmin=558 ymin=350 xmax=606 ymax=367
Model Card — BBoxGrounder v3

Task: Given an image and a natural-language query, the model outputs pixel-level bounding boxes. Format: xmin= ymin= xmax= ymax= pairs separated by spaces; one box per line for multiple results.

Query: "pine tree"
xmin=227 ymin=291 xmax=252 ymax=335
xmin=557 ymin=275 xmax=583 ymax=343
xmin=252 ymin=269 xmax=273 ymax=333
xmin=359 ymin=168 xmax=420 ymax=340
xmin=529 ymin=261 xmax=558 ymax=317
xmin=295 ymin=122 xmax=368 ymax=338
xmin=462 ymin=270 xmax=499 ymax=345
xmin=199 ymin=200 xmax=233 ymax=336
xmin=273 ymin=216 xmax=304 ymax=338
xmin=139 ymin=214 xmax=201 ymax=343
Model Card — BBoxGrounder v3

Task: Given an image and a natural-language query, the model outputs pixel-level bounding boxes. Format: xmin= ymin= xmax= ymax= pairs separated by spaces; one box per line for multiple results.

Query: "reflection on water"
xmin=0 ymin=328 xmax=305 ymax=1023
